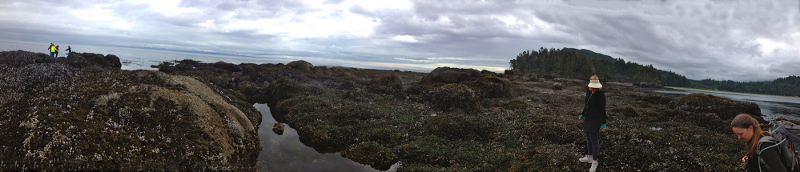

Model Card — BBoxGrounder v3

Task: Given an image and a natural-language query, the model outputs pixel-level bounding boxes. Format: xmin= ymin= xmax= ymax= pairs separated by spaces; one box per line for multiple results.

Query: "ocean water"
xmin=0 ymin=40 xmax=285 ymax=70
xmin=655 ymin=87 xmax=800 ymax=121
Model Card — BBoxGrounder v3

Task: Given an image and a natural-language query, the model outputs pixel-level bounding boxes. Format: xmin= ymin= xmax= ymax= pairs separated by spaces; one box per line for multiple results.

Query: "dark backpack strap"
xmin=757 ymin=136 xmax=781 ymax=172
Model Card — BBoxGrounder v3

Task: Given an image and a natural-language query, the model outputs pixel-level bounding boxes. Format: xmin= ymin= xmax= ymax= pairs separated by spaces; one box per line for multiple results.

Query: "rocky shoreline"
xmin=1 ymin=50 xmax=764 ymax=171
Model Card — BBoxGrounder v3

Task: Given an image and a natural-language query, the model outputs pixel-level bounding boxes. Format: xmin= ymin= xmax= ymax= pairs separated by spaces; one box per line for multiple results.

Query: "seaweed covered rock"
xmin=552 ymin=82 xmax=563 ymax=90
xmin=0 ymin=50 xmax=51 ymax=67
xmin=424 ymin=83 xmax=481 ymax=112
xmin=175 ymin=63 xmax=193 ymax=71
xmin=418 ymin=67 xmax=481 ymax=85
xmin=213 ymin=61 xmax=240 ymax=72
xmin=239 ymin=81 xmax=270 ymax=104
xmin=264 ymin=77 xmax=317 ymax=107
xmin=668 ymin=93 xmax=762 ymax=120
xmin=0 ymin=51 xmax=261 ymax=171
xmin=344 ymin=141 xmax=397 ymax=171
xmin=411 ymin=67 xmax=512 ymax=100
xmin=368 ymin=74 xmax=404 ymax=96
xmin=0 ymin=69 xmax=260 ymax=171
xmin=466 ymin=75 xmax=511 ymax=98
xmin=74 ymin=53 xmax=122 ymax=69
xmin=283 ymin=60 xmax=313 ymax=71
xmin=0 ymin=63 xmax=75 ymax=93
xmin=273 ymin=123 xmax=285 ymax=135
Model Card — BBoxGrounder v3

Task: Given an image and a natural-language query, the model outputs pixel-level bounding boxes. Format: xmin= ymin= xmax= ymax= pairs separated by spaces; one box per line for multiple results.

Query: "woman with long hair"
xmin=731 ymin=113 xmax=787 ymax=172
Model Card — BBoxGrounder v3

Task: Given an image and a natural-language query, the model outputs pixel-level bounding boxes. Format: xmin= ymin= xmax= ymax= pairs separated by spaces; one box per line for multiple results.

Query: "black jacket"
xmin=582 ymin=90 xmax=607 ymax=134
xmin=747 ymin=142 xmax=788 ymax=172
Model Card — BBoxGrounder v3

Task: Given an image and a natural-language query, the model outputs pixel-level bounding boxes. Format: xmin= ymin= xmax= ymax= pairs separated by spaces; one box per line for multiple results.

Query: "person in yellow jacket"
xmin=47 ymin=43 xmax=56 ymax=58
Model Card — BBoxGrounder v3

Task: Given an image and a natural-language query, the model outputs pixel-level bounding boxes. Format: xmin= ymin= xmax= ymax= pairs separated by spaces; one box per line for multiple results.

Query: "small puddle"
xmin=255 ymin=104 xmax=400 ymax=172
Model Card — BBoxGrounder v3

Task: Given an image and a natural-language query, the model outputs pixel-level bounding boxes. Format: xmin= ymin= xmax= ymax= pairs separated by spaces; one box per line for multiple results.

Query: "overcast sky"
xmin=0 ymin=0 xmax=798 ymax=81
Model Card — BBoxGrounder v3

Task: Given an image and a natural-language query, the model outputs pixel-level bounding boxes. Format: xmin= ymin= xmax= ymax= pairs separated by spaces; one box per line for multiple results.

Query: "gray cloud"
xmin=0 ymin=0 xmax=797 ymax=81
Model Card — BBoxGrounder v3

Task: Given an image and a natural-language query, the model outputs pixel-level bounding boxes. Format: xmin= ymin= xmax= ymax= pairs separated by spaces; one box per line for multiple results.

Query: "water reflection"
xmin=655 ymin=87 xmax=800 ymax=121
xmin=254 ymin=104 xmax=400 ymax=172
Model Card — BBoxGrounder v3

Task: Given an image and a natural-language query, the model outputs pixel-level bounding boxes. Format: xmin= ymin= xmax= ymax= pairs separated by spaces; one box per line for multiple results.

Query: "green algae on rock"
xmin=0 ymin=51 xmax=260 ymax=171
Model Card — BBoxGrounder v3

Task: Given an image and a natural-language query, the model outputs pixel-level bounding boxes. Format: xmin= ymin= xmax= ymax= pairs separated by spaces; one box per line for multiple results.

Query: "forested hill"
xmin=690 ymin=76 xmax=800 ymax=97
xmin=507 ymin=47 xmax=800 ymax=97
xmin=508 ymin=47 xmax=690 ymax=87
xmin=562 ymin=48 xmax=615 ymax=62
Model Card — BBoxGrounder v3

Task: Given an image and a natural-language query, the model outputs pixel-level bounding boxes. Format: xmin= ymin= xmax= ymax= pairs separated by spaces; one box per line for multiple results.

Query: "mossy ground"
xmin=257 ymin=66 xmax=747 ymax=171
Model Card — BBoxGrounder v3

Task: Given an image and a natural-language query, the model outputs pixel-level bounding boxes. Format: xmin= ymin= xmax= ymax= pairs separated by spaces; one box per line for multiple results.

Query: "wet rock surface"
xmin=0 ymin=51 xmax=260 ymax=171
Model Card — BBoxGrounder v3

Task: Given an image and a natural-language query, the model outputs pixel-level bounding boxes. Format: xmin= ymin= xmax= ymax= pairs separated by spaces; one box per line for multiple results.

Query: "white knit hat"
xmin=588 ymin=79 xmax=602 ymax=89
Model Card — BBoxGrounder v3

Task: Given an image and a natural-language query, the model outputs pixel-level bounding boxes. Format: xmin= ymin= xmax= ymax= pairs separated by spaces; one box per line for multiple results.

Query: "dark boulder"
xmin=283 ymin=60 xmax=313 ymax=71
xmin=368 ymin=74 xmax=404 ymax=96
xmin=179 ymin=59 xmax=201 ymax=66
xmin=0 ymin=63 xmax=75 ymax=92
xmin=552 ymin=82 xmax=563 ymax=90
xmin=412 ymin=67 xmax=512 ymax=99
xmin=421 ymin=67 xmax=481 ymax=84
xmin=634 ymin=82 xmax=664 ymax=88
xmin=668 ymin=93 xmax=762 ymax=120
xmin=0 ymin=50 xmax=50 ymax=67
xmin=175 ymin=63 xmax=193 ymax=71
xmin=273 ymin=123 xmax=285 ymax=135
xmin=158 ymin=64 xmax=177 ymax=73
xmin=213 ymin=61 xmax=240 ymax=72
xmin=74 ymin=53 xmax=121 ymax=69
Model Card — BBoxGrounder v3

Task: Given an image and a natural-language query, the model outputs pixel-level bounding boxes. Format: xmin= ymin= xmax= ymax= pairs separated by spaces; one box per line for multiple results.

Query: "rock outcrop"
xmin=669 ymin=93 xmax=763 ymax=120
xmin=0 ymin=51 xmax=260 ymax=171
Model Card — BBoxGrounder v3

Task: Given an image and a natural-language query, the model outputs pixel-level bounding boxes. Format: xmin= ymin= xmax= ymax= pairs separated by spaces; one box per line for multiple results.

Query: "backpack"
xmin=757 ymin=120 xmax=800 ymax=172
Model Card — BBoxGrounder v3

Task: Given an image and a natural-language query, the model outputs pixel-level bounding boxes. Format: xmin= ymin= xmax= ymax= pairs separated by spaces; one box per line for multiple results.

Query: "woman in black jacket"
xmin=731 ymin=113 xmax=787 ymax=172
xmin=578 ymin=75 xmax=607 ymax=172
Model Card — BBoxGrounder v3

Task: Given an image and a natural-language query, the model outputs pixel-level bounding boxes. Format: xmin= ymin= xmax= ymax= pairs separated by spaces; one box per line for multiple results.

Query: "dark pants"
xmin=55 ymin=52 xmax=59 ymax=58
xmin=50 ymin=52 xmax=55 ymax=58
xmin=585 ymin=131 xmax=599 ymax=160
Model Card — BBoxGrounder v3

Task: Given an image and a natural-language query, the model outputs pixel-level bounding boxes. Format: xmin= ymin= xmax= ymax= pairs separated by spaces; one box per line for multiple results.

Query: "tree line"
xmin=690 ymin=76 xmax=800 ymax=97
xmin=508 ymin=47 xmax=690 ymax=87
xmin=507 ymin=47 xmax=800 ymax=97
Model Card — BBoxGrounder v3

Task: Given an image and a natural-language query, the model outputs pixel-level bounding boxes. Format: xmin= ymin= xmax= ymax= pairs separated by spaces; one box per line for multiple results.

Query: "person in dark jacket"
xmin=731 ymin=113 xmax=787 ymax=172
xmin=578 ymin=75 xmax=607 ymax=172
xmin=66 ymin=46 xmax=72 ymax=56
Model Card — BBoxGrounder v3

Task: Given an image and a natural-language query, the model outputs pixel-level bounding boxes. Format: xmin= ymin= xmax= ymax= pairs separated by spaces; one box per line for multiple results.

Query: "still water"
xmin=654 ymin=87 xmax=800 ymax=121
xmin=254 ymin=104 xmax=400 ymax=172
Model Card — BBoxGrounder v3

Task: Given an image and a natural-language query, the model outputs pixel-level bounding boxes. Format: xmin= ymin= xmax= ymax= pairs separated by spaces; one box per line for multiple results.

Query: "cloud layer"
xmin=0 ymin=0 xmax=797 ymax=81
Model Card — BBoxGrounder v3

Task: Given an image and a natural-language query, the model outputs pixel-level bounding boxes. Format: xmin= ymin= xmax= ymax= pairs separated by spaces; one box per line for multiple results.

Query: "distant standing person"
xmin=48 ymin=43 xmax=56 ymax=58
xmin=731 ymin=113 xmax=787 ymax=172
xmin=55 ymin=45 xmax=60 ymax=58
xmin=66 ymin=46 xmax=72 ymax=56
xmin=578 ymin=75 xmax=607 ymax=172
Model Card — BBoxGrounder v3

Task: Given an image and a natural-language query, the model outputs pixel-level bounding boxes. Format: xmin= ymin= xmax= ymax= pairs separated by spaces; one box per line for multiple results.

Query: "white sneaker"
xmin=589 ymin=161 xmax=598 ymax=172
xmin=579 ymin=156 xmax=592 ymax=163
